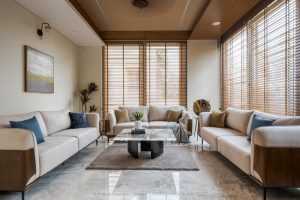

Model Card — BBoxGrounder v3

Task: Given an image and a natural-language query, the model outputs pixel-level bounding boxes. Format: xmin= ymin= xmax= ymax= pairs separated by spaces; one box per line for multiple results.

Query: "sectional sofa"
xmin=0 ymin=110 xmax=100 ymax=199
xmin=199 ymin=107 xmax=300 ymax=199
xmin=106 ymin=105 xmax=192 ymax=135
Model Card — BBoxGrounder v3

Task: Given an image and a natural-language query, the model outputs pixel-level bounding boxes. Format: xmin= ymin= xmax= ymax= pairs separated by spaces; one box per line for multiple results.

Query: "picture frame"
xmin=25 ymin=46 xmax=54 ymax=93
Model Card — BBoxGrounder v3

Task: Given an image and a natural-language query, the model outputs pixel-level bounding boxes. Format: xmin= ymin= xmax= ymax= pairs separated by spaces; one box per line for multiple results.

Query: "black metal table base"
xmin=128 ymin=141 xmax=164 ymax=159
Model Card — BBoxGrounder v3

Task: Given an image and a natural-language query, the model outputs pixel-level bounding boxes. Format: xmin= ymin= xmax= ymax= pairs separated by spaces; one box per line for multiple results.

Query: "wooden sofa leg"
xmin=96 ymin=139 xmax=98 ymax=146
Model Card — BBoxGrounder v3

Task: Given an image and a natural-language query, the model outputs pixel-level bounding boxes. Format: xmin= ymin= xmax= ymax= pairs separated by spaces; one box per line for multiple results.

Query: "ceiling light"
xmin=133 ymin=0 xmax=148 ymax=9
xmin=212 ymin=21 xmax=221 ymax=26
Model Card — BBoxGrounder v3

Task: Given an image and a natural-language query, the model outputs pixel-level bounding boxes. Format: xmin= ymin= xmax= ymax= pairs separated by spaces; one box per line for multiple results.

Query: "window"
xmin=102 ymin=42 xmax=187 ymax=115
xmin=221 ymin=0 xmax=300 ymax=115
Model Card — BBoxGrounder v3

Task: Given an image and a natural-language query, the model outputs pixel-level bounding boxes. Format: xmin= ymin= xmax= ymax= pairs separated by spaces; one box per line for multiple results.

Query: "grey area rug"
xmin=87 ymin=145 xmax=199 ymax=171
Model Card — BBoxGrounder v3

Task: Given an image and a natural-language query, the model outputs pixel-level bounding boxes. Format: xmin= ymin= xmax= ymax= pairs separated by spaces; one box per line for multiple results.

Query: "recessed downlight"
xmin=212 ymin=21 xmax=221 ymax=26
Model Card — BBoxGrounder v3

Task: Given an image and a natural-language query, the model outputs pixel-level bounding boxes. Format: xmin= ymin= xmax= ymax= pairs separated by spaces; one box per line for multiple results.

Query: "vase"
xmin=135 ymin=120 xmax=142 ymax=129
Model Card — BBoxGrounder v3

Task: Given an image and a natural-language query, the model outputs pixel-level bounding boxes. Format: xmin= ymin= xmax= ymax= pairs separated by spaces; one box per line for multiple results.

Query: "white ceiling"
xmin=16 ymin=0 xmax=104 ymax=46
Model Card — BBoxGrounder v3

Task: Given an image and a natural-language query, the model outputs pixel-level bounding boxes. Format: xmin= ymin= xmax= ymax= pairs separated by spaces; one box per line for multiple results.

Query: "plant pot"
xmin=135 ymin=120 xmax=142 ymax=129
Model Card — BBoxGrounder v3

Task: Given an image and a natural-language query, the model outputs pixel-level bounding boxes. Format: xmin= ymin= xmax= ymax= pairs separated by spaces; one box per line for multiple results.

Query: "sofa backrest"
xmin=149 ymin=105 xmax=184 ymax=121
xmin=273 ymin=116 xmax=300 ymax=126
xmin=226 ymin=107 xmax=253 ymax=135
xmin=40 ymin=110 xmax=71 ymax=135
xmin=119 ymin=106 xmax=149 ymax=122
xmin=0 ymin=112 xmax=48 ymax=138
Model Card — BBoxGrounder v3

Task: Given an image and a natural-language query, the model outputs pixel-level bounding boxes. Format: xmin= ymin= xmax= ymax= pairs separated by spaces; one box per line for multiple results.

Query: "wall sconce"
xmin=37 ymin=23 xmax=51 ymax=39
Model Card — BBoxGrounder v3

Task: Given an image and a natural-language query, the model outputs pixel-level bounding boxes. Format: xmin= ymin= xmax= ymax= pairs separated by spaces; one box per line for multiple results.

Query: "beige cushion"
xmin=166 ymin=110 xmax=182 ymax=122
xmin=201 ymin=127 xmax=243 ymax=150
xmin=119 ymin=106 xmax=149 ymax=122
xmin=210 ymin=111 xmax=226 ymax=128
xmin=217 ymin=136 xmax=251 ymax=174
xmin=226 ymin=107 xmax=253 ymax=134
xmin=148 ymin=121 xmax=169 ymax=129
xmin=273 ymin=116 xmax=300 ymax=126
xmin=149 ymin=105 xmax=183 ymax=121
xmin=51 ymin=128 xmax=98 ymax=150
xmin=0 ymin=112 xmax=48 ymax=137
xmin=38 ymin=136 xmax=78 ymax=175
xmin=115 ymin=109 xmax=130 ymax=124
xmin=113 ymin=122 xmax=149 ymax=134
xmin=40 ymin=110 xmax=71 ymax=135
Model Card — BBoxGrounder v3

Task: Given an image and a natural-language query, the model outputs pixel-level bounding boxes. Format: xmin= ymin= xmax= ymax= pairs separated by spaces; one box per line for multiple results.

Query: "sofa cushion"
xmin=149 ymin=105 xmax=183 ymax=121
xmin=113 ymin=122 xmax=149 ymax=134
xmin=10 ymin=116 xmax=45 ymax=144
xmin=248 ymin=114 xmax=275 ymax=141
xmin=148 ymin=121 xmax=169 ymax=129
xmin=166 ymin=110 xmax=182 ymax=122
xmin=38 ymin=136 xmax=78 ymax=175
xmin=226 ymin=107 xmax=253 ymax=134
xmin=0 ymin=112 xmax=48 ymax=137
xmin=51 ymin=128 xmax=98 ymax=150
xmin=40 ymin=110 xmax=71 ymax=135
xmin=69 ymin=112 xmax=88 ymax=129
xmin=119 ymin=106 xmax=149 ymax=122
xmin=201 ymin=127 xmax=243 ymax=150
xmin=217 ymin=136 xmax=251 ymax=174
xmin=115 ymin=109 xmax=130 ymax=124
xmin=273 ymin=116 xmax=300 ymax=126
xmin=210 ymin=111 xmax=226 ymax=128
xmin=246 ymin=111 xmax=280 ymax=136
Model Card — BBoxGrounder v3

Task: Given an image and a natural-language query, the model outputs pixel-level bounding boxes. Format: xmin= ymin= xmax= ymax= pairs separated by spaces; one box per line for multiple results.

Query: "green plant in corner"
xmin=132 ymin=112 xmax=144 ymax=121
xmin=79 ymin=82 xmax=99 ymax=112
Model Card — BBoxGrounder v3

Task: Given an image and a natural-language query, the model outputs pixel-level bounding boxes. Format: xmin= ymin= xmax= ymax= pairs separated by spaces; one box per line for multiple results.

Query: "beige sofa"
xmin=106 ymin=105 xmax=192 ymax=135
xmin=199 ymin=107 xmax=300 ymax=198
xmin=0 ymin=110 xmax=100 ymax=195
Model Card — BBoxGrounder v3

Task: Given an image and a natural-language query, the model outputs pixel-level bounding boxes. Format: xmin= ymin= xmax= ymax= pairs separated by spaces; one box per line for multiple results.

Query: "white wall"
xmin=187 ymin=40 xmax=220 ymax=115
xmin=78 ymin=47 xmax=102 ymax=114
xmin=0 ymin=0 xmax=79 ymax=115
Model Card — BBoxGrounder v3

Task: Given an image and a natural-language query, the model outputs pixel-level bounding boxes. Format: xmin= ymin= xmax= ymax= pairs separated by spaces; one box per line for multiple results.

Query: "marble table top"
xmin=113 ymin=128 xmax=177 ymax=142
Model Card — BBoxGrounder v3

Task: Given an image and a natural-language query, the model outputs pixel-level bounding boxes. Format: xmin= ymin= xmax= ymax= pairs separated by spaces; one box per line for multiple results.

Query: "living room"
xmin=0 ymin=0 xmax=299 ymax=199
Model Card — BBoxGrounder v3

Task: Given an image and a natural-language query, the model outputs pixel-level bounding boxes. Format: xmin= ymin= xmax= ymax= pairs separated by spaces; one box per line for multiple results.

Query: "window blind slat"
xmin=222 ymin=0 xmax=300 ymax=116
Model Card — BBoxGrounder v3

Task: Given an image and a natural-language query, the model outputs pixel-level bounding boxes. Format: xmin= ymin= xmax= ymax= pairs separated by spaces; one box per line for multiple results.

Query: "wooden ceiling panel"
xmin=189 ymin=0 xmax=260 ymax=39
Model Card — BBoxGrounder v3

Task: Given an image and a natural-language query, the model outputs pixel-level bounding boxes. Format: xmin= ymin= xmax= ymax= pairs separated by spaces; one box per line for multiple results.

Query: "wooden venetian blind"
xmin=102 ymin=42 xmax=187 ymax=115
xmin=146 ymin=42 xmax=187 ymax=106
xmin=102 ymin=44 xmax=144 ymax=114
xmin=221 ymin=0 xmax=300 ymax=116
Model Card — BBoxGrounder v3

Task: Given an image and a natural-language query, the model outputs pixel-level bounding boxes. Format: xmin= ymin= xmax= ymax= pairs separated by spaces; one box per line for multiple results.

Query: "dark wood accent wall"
xmin=99 ymin=31 xmax=191 ymax=41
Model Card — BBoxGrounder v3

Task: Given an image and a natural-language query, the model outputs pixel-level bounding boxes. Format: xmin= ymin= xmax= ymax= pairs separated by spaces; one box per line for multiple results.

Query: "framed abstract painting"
xmin=25 ymin=46 xmax=54 ymax=93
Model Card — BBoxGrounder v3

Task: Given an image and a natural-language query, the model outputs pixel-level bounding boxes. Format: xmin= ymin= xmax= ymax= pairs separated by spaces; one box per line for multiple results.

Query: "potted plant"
xmin=132 ymin=112 xmax=144 ymax=129
xmin=79 ymin=82 xmax=98 ymax=112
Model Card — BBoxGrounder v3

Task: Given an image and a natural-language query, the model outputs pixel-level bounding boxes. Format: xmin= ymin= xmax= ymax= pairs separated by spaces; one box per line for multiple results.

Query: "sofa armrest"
xmin=252 ymin=126 xmax=300 ymax=148
xmin=86 ymin=113 xmax=100 ymax=133
xmin=105 ymin=111 xmax=116 ymax=134
xmin=199 ymin=112 xmax=211 ymax=128
xmin=0 ymin=128 xmax=39 ymax=190
xmin=251 ymin=126 xmax=300 ymax=187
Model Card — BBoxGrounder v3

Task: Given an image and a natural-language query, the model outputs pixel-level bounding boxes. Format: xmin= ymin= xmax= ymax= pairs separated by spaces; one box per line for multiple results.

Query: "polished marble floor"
xmin=1 ymin=135 xmax=300 ymax=200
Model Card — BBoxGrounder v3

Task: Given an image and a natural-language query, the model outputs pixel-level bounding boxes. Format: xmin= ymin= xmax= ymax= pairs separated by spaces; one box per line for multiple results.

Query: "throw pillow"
xmin=69 ymin=112 xmax=89 ymax=129
xmin=248 ymin=114 xmax=275 ymax=141
xmin=10 ymin=116 xmax=45 ymax=144
xmin=166 ymin=110 xmax=182 ymax=122
xmin=115 ymin=109 xmax=130 ymax=123
xmin=210 ymin=111 xmax=226 ymax=128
